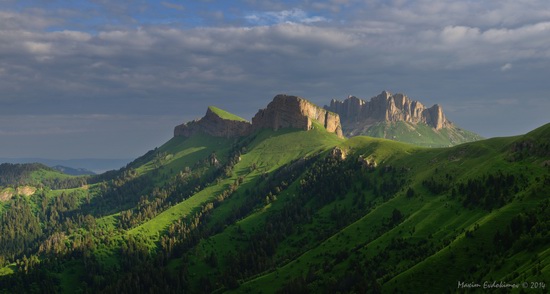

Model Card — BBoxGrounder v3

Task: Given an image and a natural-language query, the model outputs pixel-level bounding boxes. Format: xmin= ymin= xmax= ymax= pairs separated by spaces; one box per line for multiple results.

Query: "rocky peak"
xmin=175 ymin=95 xmax=344 ymax=139
xmin=252 ymin=94 xmax=344 ymax=138
xmin=174 ymin=107 xmax=252 ymax=138
xmin=325 ymin=91 xmax=449 ymax=130
xmin=328 ymin=95 xmax=365 ymax=122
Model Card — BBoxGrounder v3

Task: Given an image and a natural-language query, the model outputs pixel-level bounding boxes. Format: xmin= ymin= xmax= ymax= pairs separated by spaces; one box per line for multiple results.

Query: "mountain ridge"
xmin=52 ymin=165 xmax=96 ymax=176
xmin=0 ymin=158 xmax=131 ymax=174
xmin=325 ymin=90 xmax=482 ymax=146
xmin=175 ymin=91 xmax=480 ymax=147
xmin=326 ymin=91 xmax=449 ymax=130
xmin=174 ymin=94 xmax=344 ymax=139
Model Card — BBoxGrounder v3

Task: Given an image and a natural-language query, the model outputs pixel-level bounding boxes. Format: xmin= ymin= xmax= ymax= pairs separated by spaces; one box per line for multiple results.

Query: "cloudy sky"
xmin=1 ymin=0 xmax=549 ymax=159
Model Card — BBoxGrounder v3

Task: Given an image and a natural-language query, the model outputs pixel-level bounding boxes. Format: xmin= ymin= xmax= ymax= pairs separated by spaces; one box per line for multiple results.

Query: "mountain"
xmin=325 ymin=91 xmax=483 ymax=146
xmin=0 ymin=158 xmax=131 ymax=174
xmin=0 ymin=95 xmax=549 ymax=293
xmin=250 ymin=94 xmax=343 ymax=138
xmin=0 ymin=163 xmax=87 ymax=203
xmin=174 ymin=105 xmax=251 ymax=138
xmin=52 ymin=165 xmax=96 ymax=176
xmin=0 ymin=163 xmax=77 ymax=188
xmin=174 ymin=94 xmax=343 ymax=138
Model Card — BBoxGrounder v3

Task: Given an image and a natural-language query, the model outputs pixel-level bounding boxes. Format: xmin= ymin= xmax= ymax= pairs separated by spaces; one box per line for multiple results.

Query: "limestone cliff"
xmin=326 ymin=91 xmax=449 ymax=130
xmin=174 ymin=95 xmax=344 ymax=139
xmin=251 ymin=94 xmax=343 ymax=138
xmin=174 ymin=107 xmax=251 ymax=138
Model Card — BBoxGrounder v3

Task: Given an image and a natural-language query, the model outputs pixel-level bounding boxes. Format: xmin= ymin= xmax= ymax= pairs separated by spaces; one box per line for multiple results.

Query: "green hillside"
xmin=0 ymin=163 xmax=82 ymax=188
xmin=360 ymin=121 xmax=483 ymax=147
xmin=0 ymin=118 xmax=549 ymax=293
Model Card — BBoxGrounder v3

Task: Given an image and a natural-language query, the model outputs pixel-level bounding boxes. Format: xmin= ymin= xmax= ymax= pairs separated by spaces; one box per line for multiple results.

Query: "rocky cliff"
xmin=174 ymin=107 xmax=252 ymax=138
xmin=325 ymin=91 xmax=482 ymax=146
xmin=252 ymin=94 xmax=343 ymax=138
xmin=326 ymin=91 xmax=449 ymax=130
xmin=174 ymin=95 xmax=344 ymax=139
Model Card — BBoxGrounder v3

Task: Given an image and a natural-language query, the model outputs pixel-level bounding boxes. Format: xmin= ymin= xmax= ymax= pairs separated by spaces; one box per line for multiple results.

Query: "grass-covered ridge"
xmin=0 ymin=122 xmax=549 ymax=293
xmin=208 ymin=105 xmax=248 ymax=122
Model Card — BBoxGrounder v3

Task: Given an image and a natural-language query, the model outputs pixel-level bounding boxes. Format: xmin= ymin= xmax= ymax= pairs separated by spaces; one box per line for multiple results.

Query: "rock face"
xmin=174 ymin=95 xmax=344 ymax=138
xmin=174 ymin=107 xmax=252 ymax=138
xmin=324 ymin=90 xmax=482 ymax=147
xmin=326 ymin=91 xmax=449 ymax=130
xmin=251 ymin=94 xmax=343 ymax=138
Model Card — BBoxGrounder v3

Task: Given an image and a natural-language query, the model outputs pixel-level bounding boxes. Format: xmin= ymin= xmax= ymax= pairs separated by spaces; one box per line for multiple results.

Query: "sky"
xmin=1 ymin=0 xmax=549 ymax=159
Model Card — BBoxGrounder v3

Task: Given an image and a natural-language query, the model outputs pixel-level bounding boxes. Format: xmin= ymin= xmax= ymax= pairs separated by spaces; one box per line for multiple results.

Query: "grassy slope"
xmin=236 ymin=123 xmax=550 ymax=293
xmin=20 ymin=133 xmax=238 ymax=289
xmin=208 ymin=106 xmax=248 ymax=122
xmin=134 ymin=134 xmax=234 ymax=178
xmin=29 ymin=168 xmax=74 ymax=182
xmin=130 ymin=121 xmax=343 ymax=242
xmin=159 ymin=122 xmax=344 ymax=288
xmin=86 ymin=134 xmax=235 ymax=255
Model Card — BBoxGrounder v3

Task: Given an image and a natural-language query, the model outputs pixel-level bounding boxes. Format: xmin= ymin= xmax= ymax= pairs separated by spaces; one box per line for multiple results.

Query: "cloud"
xmin=440 ymin=26 xmax=480 ymax=44
xmin=311 ymin=0 xmax=351 ymax=13
xmin=161 ymin=2 xmax=185 ymax=11
xmin=501 ymin=63 xmax=513 ymax=71
xmin=24 ymin=41 xmax=53 ymax=55
xmin=0 ymin=11 xmax=59 ymax=30
xmin=245 ymin=8 xmax=328 ymax=25
xmin=0 ymin=21 xmax=361 ymax=113
xmin=0 ymin=9 xmax=547 ymax=109
xmin=0 ymin=7 xmax=547 ymax=104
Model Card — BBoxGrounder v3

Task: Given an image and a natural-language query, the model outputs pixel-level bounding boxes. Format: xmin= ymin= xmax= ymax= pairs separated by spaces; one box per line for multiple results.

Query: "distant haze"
xmin=0 ymin=1 xmax=549 ymax=159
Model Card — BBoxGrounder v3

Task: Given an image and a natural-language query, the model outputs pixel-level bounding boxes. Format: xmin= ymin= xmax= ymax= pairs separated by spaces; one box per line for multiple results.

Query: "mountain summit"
xmin=174 ymin=106 xmax=251 ymax=138
xmin=325 ymin=91 xmax=482 ymax=146
xmin=327 ymin=91 xmax=448 ymax=129
xmin=251 ymin=94 xmax=343 ymax=137
xmin=174 ymin=94 xmax=344 ymax=139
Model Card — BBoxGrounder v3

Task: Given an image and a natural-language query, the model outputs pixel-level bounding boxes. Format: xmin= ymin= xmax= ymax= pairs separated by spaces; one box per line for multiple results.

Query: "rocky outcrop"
xmin=326 ymin=91 xmax=449 ymax=130
xmin=175 ymin=95 xmax=344 ymax=139
xmin=174 ymin=107 xmax=252 ymax=138
xmin=358 ymin=155 xmax=377 ymax=170
xmin=330 ymin=147 xmax=347 ymax=160
xmin=251 ymin=94 xmax=344 ymax=138
xmin=0 ymin=186 xmax=36 ymax=202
